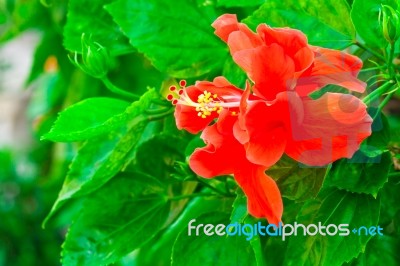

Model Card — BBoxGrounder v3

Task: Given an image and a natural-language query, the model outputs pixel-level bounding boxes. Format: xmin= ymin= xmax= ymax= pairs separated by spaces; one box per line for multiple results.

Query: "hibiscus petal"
xmin=189 ymin=142 xmax=235 ymax=178
xmin=296 ymin=47 xmax=366 ymax=96
xmin=234 ymin=162 xmax=283 ymax=225
xmin=212 ymin=14 xmax=262 ymax=47
xmin=232 ymin=44 xmax=296 ymax=100
xmin=285 ymin=93 xmax=372 ymax=166
xmin=245 ymin=126 xmax=287 ymax=167
xmin=174 ymin=104 xmax=217 ymax=134
xmin=211 ymin=14 xmax=239 ymax=42
xmin=233 ymin=82 xmax=252 ymax=144
xmin=189 ymin=108 xmax=245 ymax=178
xmin=244 ymin=92 xmax=303 ymax=167
xmin=257 ymin=24 xmax=313 ymax=73
xmin=174 ymin=77 xmax=243 ymax=134
xmin=195 ymin=77 xmax=244 ymax=97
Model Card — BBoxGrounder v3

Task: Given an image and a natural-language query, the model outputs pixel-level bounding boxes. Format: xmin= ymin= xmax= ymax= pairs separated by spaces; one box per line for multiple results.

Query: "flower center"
xmin=167 ymin=80 xmax=241 ymax=118
xmin=196 ymin=90 xmax=223 ymax=118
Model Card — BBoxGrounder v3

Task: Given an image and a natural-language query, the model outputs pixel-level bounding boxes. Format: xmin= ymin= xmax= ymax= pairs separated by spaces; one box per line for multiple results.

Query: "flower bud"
xmin=69 ymin=34 xmax=112 ymax=78
xmin=380 ymin=4 xmax=400 ymax=44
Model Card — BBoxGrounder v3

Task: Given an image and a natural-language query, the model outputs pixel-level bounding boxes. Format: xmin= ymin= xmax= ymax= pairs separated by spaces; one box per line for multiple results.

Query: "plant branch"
xmin=354 ymin=41 xmax=386 ymax=62
xmin=194 ymin=176 xmax=232 ymax=196
xmin=169 ymin=192 xmax=222 ymax=201
xmin=363 ymin=81 xmax=394 ymax=105
xmin=101 ymin=77 xmax=141 ymax=100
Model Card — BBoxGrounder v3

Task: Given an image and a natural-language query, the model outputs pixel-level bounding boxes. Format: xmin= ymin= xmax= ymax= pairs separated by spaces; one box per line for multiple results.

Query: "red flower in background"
xmin=168 ymin=14 xmax=372 ymax=225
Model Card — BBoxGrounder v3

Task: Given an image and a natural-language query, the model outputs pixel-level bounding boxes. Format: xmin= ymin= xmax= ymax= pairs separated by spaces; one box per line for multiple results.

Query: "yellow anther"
xmin=231 ymin=111 xmax=237 ymax=115
xmin=195 ymin=91 xmax=223 ymax=119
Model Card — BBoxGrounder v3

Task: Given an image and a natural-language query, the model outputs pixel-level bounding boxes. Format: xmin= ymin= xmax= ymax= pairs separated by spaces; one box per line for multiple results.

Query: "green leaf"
xmin=171 ymin=212 xmax=257 ymax=266
xmin=135 ymin=133 xmax=189 ymax=178
xmin=263 ymin=199 xmax=303 ymax=266
xmin=264 ymin=237 xmax=288 ymax=266
xmin=324 ymin=151 xmax=392 ymax=197
xmin=106 ymin=0 xmax=228 ymax=78
xmin=243 ymin=0 xmax=354 ymax=49
xmin=379 ymin=175 xmax=400 ymax=225
xmin=324 ymin=109 xmax=392 ymax=196
xmin=62 ymin=173 xmax=170 ymax=266
xmin=284 ymin=188 xmax=380 ymax=266
xmin=217 ymin=0 xmax=265 ymax=7
xmin=63 ymin=0 xmax=131 ymax=54
xmin=184 ymin=134 xmax=204 ymax=158
xmin=230 ymin=189 xmax=266 ymax=266
xmin=42 ymin=97 xmax=130 ymax=142
xmin=43 ymin=89 xmax=158 ymax=226
xmin=136 ymin=195 xmax=233 ymax=266
xmin=348 ymin=235 xmax=400 ymax=265
xmin=298 ymin=0 xmax=355 ymax=37
xmin=222 ymin=56 xmax=247 ymax=89
xmin=394 ymin=210 xmax=400 ymax=236
xmin=365 ymin=109 xmax=391 ymax=149
xmin=351 ymin=0 xmax=397 ymax=48
xmin=230 ymin=188 xmax=249 ymax=224
xmin=387 ymin=114 xmax=400 ymax=143
xmin=267 ymin=155 xmax=326 ymax=202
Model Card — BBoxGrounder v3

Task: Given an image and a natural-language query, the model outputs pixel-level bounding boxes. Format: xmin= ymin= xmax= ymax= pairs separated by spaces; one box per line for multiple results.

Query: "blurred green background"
xmin=1 ymin=1 xmax=72 ymax=265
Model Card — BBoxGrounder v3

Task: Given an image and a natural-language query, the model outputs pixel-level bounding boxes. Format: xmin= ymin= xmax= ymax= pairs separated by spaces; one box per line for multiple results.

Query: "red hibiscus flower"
xmin=189 ymin=108 xmax=283 ymax=225
xmin=168 ymin=77 xmax=243 ymax=134
xmin=169 ymin=79 xmax=283 ymax=224
xmin=168 ymin=14 xmax=372 ymax=225
xmin=213 ymin=14 xmax=372 ymax=167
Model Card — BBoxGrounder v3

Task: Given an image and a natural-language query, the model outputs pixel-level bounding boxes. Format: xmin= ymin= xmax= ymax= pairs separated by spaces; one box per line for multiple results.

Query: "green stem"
xmin=388 ymin=172 xmax=400 ymax=178
xmin=388 ymin=42 xmax=396 ymax=77
xmin=360 ymin=66 xmax=386 ymax=72
xmin=151 ymin=98 xmax=172 ymax=107
xmin=110 ymin=47 xmax=137 ymax=57
xmin=195 ymin=176 xmax=231 ymax=196
xmin=224 ymin=178 xmax=231 ymax=195
xmin=372 ymin=87 xmax=398 ymax=121
xmin=354 ymin=41 xmax=386 ymax=62
xmin=338 ymin=42 xmax=355 ymax=51
xmin=169 ymin=192 xmax=220 ymax=201
xmin=145 ymin=107 xmax=171 ymax=114
xmin=363 ymin=81 xmax=394 ymax=105
xmin=101 ymin=77 xmax=141 ymax=99
xmin=379 ymin=89 xmax=396 ymax=109
xmin=147 ymin=108 xmax=174 ymax=121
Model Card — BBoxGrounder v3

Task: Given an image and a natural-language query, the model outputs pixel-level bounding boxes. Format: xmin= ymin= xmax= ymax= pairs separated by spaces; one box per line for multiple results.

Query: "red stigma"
xmin=179 ymin=80 xmax=187 ymax=87
xmin=169 ymin=86 xmax=176 ymax=91
xmin=178 ymin=89 xmax=184 ymax=95
xmin=167 ymin=94 xmax=174 ymax=101
xmin=172 ymin=99 xmax=178 ymax=105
